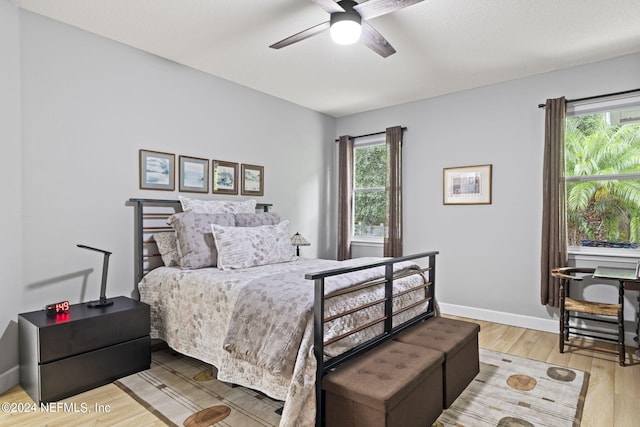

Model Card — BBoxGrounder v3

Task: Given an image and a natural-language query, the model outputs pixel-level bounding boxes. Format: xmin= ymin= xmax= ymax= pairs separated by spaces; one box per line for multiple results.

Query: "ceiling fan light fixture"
xmin=330 ymin=19 xmax=361 ymax=45
xmin=329 ymin=1 xmax=362 ymax=45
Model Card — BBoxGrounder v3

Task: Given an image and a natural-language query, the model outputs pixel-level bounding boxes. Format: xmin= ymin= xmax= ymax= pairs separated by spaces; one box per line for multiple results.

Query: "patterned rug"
xmin=435 ymin=349 xmax=589 ymax=427
xmin=115 ymin=347 xmax=589 ymax=427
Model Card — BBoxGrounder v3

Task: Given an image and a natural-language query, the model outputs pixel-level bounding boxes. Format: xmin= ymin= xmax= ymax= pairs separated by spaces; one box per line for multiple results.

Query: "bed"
xmin=127 ymin=198 xmax=438 ymax=427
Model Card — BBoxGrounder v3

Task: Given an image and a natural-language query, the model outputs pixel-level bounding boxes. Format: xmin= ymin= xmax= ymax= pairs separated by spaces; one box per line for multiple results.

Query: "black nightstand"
xmin=19 ymin=296 xmax=151 ymax=403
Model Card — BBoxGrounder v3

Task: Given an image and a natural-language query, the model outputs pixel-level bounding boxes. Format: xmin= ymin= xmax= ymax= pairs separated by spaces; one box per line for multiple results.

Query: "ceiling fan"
xmin=269 ymin=0 xmax=424 ymax=58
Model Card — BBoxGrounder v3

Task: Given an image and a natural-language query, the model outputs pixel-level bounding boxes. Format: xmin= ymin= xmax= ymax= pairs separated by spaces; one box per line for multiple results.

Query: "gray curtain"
xmin=384 ymin=126 xmax=403 ymax=257
xmin=540 ymin=97 xmax=567 ymax=307
xmin=337 ymin=135 xmax=354 ymax=261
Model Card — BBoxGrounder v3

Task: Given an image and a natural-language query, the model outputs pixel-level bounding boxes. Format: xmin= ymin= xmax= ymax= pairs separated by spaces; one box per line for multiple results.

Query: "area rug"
xmin=434 ymin=348 xmax=589 ymax=427
xmin=115 ymin=347 xmax=589 ymax=427
xmin=115 ymin=348 xmax=282 ymax=427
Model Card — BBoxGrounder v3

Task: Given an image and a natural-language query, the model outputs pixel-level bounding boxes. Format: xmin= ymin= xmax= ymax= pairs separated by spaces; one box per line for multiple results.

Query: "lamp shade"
xmin=290 ymin=232 xmax=310 ymax=247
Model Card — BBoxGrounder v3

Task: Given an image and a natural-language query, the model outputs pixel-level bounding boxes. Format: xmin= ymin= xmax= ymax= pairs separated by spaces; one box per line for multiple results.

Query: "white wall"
xmin=337 ymin=53 xmax=640 ymax=330
xmin=18 ymin=10 xmax=336 ymax=310
xmin=0 ymin=9 xmax=336 ymax=391
xmin=0 ymin=0 xmax=23 ymax=393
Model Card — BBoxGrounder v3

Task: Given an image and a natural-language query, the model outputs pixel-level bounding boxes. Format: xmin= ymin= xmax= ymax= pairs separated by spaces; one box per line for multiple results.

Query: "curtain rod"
xmin=537 ymin=88 xmax=640 ymax=109
xmin=334 ymin=127 xmax=407 ymax=142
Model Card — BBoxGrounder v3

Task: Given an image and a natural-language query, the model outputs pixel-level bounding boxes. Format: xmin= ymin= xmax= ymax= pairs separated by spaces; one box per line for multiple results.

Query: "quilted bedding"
xmin=139 ymin=257 xmax=429 ymax=426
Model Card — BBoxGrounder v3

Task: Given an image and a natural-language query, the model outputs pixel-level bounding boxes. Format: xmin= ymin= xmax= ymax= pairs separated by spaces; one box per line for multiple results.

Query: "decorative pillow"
xmin=153 ymin=232 xmax=179 ymax=267
xmin=179 ymin=195 xmax=256 ymax=214
xmin=211 ymin=220 xmax=295 ymax=270
xmin=234 ymin=212 xmax=281 ymax=227
xmin=168 ymin=212 xmax=235 ymax=269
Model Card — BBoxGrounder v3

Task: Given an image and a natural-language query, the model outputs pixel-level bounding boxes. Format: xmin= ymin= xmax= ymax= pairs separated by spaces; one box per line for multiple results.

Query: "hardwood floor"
xmin=1 ymin=317 xmax=639 ymax=426
xmin=0 ymin=382 xmax=161 ymax=426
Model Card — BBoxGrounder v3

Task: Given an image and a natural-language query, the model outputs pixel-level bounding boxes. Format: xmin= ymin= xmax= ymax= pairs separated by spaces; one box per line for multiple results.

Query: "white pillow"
xmin=234 ymin=212 xmax=281 ymax=227
xmin=211 ymin=221 xmax=295 ymax=270
xmin=179 ymin=195 xmax=256 ymax=214
xmin=168 ymin=212 xmax=235 ymax=269
xmin=153 ymin=232 xmax=179 ymax=267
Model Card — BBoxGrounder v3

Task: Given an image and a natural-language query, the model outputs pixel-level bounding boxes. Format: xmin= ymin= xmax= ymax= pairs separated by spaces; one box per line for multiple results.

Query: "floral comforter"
xmin=139 ymin=257 xmax=429 ymax=427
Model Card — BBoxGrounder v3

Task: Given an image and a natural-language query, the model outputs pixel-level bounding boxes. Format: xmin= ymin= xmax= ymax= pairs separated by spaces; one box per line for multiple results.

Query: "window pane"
xmin=355 ymin=144 xmax=386 ymax=188
xmin=354 ymin=191 xmax=385 ymax=237
xmin=567 ymin=179 xmax=640 ymax=247
xmin=566 ymin=112 xmax=640 ymax=248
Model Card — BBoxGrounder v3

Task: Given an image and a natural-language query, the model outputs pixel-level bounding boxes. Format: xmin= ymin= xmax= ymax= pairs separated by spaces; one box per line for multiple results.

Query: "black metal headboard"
xmin=126 ymin=198 xmax=272 ymax=300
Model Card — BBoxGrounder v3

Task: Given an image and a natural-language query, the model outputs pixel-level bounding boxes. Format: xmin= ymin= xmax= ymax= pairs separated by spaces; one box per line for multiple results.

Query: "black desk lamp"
xmin=77 ymin=244 xmax=114 ymax=308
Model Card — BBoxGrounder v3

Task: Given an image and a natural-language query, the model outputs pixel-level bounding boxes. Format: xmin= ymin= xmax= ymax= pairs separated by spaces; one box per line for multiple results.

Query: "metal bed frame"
xmin=126 ymin=198 xmax=438 ymax=426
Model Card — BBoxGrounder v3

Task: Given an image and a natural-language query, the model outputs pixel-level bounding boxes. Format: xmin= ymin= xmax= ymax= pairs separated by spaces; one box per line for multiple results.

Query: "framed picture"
xmin=212 ymin=160 xmax=238 ymax=195
xmin=179 ymin=155 xmax=209 ymax=193
xmin=139 ymin=149 xmax=175 ymax=191
xmin=443 ymin=164 xmax=492 ymax=205
xmin=241 ymin=163 xmax=264 ymax=196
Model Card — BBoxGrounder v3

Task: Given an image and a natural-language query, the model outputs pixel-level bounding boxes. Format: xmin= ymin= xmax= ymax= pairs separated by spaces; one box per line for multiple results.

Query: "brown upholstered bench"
xmin=393 ymin=316 xmax=480 ymax=408
xmin=322 ymin=340 xmax=444 ymax=427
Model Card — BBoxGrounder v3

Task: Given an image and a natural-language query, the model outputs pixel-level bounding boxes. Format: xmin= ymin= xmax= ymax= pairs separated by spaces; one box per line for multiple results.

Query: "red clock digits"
xmin=47 ymin=300 xmax=70 ymax=316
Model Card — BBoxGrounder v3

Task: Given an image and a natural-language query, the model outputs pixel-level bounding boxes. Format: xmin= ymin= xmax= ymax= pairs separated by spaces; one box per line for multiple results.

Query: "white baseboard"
xmin=439 ymin=302 xmax=559 ymax=333
xmin=0 ymin=365 xmax=19 ymax=395
xmin=439 ymin=302 xmax=638 ymax=347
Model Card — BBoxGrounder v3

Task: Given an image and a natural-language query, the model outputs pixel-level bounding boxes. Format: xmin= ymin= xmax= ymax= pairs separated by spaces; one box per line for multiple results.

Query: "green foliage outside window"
xmin=566 ymin=113 xmax=640 ymax=246
xmin=354 ymin=144 xmax=386 ymax=237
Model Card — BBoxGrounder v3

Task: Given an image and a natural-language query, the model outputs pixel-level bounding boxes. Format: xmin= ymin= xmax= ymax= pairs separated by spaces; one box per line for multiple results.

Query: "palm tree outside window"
xmin=565 ymin=99 xmax=640 ymax=249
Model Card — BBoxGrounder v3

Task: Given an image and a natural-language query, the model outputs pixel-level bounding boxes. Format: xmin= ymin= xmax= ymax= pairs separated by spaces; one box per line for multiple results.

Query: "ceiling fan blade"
xmin=270 ymin=21 xmax=330 ymax=49
xmin=360 ymin=22 xmax=396 ymax=57
xmin=355 ymin=0 xmax=424 ymax=21
xmin=312 ymin=0 xmax=345 ymax=14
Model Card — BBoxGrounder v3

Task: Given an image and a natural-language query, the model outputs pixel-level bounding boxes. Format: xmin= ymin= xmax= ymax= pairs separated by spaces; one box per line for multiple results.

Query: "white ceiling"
xmin=17 ymin=0 xmax=640 ymax=117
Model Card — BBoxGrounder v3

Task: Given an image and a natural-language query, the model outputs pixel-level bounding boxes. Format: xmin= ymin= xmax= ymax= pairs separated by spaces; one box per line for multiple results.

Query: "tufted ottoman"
xmin=322 ymin=340 xmax=444 ymax=427
xmin=394 ymin=316 xmax=480 ymax=408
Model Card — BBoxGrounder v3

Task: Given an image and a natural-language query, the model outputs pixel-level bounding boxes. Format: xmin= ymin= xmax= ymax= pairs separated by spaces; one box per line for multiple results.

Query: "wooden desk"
xmin=593 ymin=267 xmax=640 ymax=356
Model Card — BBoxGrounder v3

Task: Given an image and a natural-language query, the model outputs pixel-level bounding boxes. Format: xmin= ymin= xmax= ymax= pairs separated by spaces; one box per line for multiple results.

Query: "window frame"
xmin=565 ymin=93 xmax=640 ymax=259
xmin=352 ymin=135 xmax=386 ymax=243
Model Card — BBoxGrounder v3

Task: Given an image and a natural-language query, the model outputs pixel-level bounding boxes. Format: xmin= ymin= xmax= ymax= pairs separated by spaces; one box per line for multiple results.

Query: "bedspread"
xmin=139 ymin=257 xmax=429 ymax=427
xmin=223 ymin=261 xmax=426 ymax=376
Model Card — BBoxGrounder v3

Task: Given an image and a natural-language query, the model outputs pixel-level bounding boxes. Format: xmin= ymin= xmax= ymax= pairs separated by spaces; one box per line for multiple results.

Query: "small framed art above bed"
xmin=127 ymin=197 xmax=438 ymax=427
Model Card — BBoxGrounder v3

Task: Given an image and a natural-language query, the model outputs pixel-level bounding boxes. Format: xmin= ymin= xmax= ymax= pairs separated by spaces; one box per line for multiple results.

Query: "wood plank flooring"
xmin=1 ymin=316 xmax=639 ymax=426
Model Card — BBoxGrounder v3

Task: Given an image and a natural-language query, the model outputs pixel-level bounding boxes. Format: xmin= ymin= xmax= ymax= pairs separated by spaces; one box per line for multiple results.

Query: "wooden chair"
xmin=551 ymin=267 xmax=625 ymax=366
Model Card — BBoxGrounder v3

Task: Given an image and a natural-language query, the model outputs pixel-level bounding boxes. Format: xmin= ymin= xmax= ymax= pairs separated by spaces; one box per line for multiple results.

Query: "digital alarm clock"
xmin=46 ymin=300 xmax=70 ymax=316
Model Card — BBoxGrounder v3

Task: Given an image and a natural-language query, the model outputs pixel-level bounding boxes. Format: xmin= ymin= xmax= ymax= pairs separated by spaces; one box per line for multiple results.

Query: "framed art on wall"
xmin=241 ymin=163 xmax=264 ymax=196
xmin=139 ymin=149 xmax=175 ymax=191
xmin=179 ymin=155 xmax=209 ymax=193
xmin=212 ymin=160 xmax=239 ymax=195
xmin=443 ymin=164 xmax=492 ymax=205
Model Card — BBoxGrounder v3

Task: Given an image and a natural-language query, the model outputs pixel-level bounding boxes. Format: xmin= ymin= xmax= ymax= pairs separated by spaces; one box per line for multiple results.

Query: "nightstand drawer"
xmin=34 ymin=336 xmax=150 ymax=403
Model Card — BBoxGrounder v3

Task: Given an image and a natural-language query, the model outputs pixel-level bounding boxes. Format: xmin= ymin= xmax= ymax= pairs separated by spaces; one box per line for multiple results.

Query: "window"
xmin=565 ymin=95 xmax=640 ymax=249
xmin=353 ymin=137 xmax=386 ymax=239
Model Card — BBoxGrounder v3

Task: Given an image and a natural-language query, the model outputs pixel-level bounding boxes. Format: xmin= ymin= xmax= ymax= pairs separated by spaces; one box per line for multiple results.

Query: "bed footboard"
xmin=306 ymin=251 xmax=438 ymax=427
